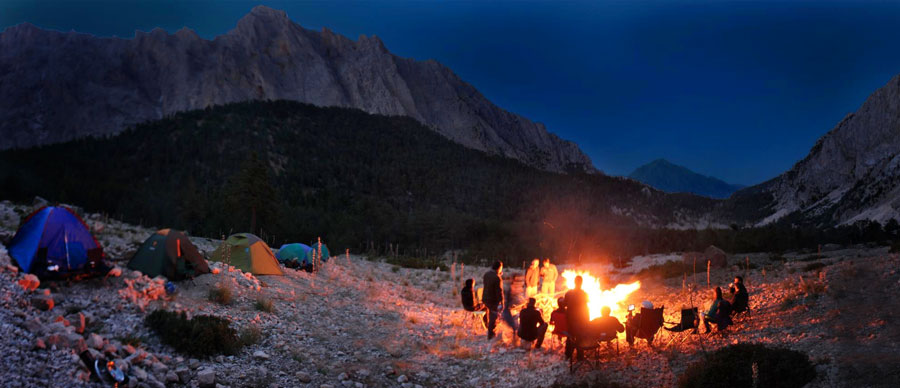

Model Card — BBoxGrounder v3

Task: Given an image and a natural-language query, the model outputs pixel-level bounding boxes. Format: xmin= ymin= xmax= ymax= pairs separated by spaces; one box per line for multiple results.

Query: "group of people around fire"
xmin=460 ymin=259 xmax=751 ymax=361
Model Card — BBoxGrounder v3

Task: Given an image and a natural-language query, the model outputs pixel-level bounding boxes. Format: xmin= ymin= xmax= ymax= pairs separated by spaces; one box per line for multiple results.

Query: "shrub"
xmin=208 ymin=283 xmax=233 ymax=305
xmin=145 ymin=310 xmax=243 ymax=357
xmin=890 ymin=240 xmax=900 ymax=253
xmin=384 ymin=255 xmax=449 ymax=271
xmin=803 ymin=262 xmax=827 ymax=272
xmin=678 ymin=343 xmax=815 ymax=388
xmin=239 ymin=325 xmax=262 ymax=347
xmin=117 ymin=334 xmax=143 ymax=347
xmin=636 ymin=260 xmax=685 ymax=279
xmin=551 ymin=377 xmax=629 ymax=388
xmin=254 ymin=297 xmax=275 ymax=313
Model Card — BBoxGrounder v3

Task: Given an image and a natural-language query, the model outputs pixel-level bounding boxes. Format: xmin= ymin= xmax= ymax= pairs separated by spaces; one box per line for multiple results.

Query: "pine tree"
xmin=224 ymin=152 xmax=278 ymax=235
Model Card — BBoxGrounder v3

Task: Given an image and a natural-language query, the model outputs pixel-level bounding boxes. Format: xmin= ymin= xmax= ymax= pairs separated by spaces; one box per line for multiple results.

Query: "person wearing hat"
xmin=625 ymin=300 xmax=655 ymax=346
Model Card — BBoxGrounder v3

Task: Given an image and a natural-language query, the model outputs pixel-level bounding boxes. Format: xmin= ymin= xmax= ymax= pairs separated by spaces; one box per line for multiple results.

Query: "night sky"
xmin=3 ymin=0 xmax=900 ymax=185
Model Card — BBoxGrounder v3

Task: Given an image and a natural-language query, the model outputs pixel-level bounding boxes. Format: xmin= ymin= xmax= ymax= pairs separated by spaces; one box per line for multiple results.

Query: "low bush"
xmin=208 ymin=283 xmax=233 ymax=305
xmin=385 ymin=255 xmax=449 ymax=271
xmin=255 ymin=297 xmax=275 ymax=313
xmin=678 ymin=343 xmax=816 ymax=388
xmin=803 ymin=262 xmax=827 ymax=272
xmin=239 ymin=325 xmax=262 ymax=347
xmin=636 ymin=260 xmax=685 ymax=279
xmin=551 ymin=377 xmax=629 ymax=388
xmin=145 ymin=310 xmax=243 ymax=357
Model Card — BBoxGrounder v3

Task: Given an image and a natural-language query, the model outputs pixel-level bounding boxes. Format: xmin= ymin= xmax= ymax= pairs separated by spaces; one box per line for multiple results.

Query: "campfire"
xmin=561 ymin=270 xmax=641 ymax=319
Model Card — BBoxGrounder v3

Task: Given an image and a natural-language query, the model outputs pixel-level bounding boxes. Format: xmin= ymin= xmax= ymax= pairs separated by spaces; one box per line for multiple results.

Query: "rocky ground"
xmin=1 ymin=199 xmax=899 ymax=388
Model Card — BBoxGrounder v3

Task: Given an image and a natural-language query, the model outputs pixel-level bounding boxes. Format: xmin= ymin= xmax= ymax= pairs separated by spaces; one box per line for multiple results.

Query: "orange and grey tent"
xmin=128 ymin=229 xmax=210 ymax=280
xmin=209 ymin=233 xmax=283 ymax=275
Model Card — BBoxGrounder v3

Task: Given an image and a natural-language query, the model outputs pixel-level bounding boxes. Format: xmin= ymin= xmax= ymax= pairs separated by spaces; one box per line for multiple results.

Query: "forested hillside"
xmin=0 ymin=101 xmax=719 ymax=262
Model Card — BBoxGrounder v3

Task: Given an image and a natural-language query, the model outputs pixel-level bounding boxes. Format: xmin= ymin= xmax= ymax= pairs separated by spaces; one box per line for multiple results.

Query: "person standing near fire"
xmin=482 ymin=261 xmax=504 ymax=340
xmin=525 ymin=259 xmax=540 ymax=298
xmin=564 ymin=276 xmax=589 ymax=360
xmin=540 ymin=258 xmax=558 ymax=295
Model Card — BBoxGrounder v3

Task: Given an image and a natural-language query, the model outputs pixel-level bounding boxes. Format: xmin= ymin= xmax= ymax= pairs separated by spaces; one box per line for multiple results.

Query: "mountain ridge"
xmin=0 ymin=5 xmax=595 ymax=174
xmin=628 ymin=159 xmax=744 ymax=199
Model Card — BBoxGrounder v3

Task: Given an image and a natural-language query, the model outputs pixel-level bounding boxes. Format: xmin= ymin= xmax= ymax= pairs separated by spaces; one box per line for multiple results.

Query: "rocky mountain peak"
xmin=0 ymin=7 xmax=596 ymax=174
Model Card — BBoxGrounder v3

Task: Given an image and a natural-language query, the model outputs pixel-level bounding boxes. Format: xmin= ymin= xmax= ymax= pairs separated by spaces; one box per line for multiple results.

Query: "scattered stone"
xmin=189 ymin=358 xmax=200 ymax=370
xmin=31 ymin=294 xmax=54 ymax=311
xmin=338 ymin=372 xmax=349 ymax=381
xmin=132 ymin=366 xmax=148 ymax=381
xmin=296 ymin=372 xmax=312 ymax=383
xmin=18 ymin=274 xmax=40 ymax=291
xmin=197 ymin=368 xmax=216 ymax=387
xmin=175 ymin=367 xmax=190 ymax=382
xmin=165 ymin=370 xmax=179 ymax=383
xmin=397 ymin=375 xmax=409 ymax=383
xmin=252 ymin=350 xmax=270 ymax=360
xmin=87 ymin=333 xmax=104 ymax=349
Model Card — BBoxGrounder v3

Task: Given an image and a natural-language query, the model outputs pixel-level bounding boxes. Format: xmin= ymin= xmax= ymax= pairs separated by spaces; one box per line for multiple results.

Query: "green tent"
xmin=128 ymin=229 xmax=210 ymax=280
xmin=209 ymin=233 xmax=283 ymax=275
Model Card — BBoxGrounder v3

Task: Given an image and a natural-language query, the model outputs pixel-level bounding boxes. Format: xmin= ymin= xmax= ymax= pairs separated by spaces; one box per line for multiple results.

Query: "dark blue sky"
xmin=3 ymin=0 xmax=900 ymax=184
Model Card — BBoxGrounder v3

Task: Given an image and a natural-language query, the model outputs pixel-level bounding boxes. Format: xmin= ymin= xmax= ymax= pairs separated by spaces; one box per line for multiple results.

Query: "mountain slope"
xmin=0 ymin=5 xmax=594 ymax=173
xmin=0 ymin=100 xmax=715 ymax=260
xmin=724 ymin=75 xmax=900 ymax=226
xmin=628 ymin=159 xmax=744 ymax=199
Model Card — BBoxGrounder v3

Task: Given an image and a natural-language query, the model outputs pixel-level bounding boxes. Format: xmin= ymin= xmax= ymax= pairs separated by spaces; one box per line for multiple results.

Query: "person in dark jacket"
xmin=550 ymin=297 xmax=568 ymax=338
xmin=729 ymin=276 xmax=749 ymax=315
xmin=482 ymin=261 xmax=504 ymax=340
xmin=564 ymin=276 xmax=589 ymax=360
xmin=461 ymin=278 xmax=486 ymax=311
xmin=518 ymin=298 xmax=548 ymax=349
xmin=590 ymin=306 xmax=624 ymax=341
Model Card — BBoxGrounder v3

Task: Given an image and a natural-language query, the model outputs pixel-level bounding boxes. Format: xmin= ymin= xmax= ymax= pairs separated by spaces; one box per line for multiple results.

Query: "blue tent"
xmin=275 ymin=243 xmax=311 ymax=264
xmin=8 ymin=206 xmax=106 ymax=278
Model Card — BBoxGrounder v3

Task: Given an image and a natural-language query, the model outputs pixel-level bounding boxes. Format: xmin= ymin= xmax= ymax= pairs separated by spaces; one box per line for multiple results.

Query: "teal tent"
xmin=275 ymin=243 xmax=311 ymax=264
xmin=305 ymin=243 xmax=330 ymax=263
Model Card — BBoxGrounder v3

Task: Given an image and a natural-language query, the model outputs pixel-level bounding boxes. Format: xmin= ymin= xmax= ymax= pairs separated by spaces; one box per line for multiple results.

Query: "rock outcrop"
xmin=0 ymin=6 xmax=595 ymax=173
xmin=727 ymin=74 xmax=900 ymax=225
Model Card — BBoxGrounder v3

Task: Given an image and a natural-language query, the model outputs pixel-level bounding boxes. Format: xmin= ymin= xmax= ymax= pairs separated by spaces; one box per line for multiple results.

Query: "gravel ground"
xmin=1 ymin=199 xmax=899 ymax=387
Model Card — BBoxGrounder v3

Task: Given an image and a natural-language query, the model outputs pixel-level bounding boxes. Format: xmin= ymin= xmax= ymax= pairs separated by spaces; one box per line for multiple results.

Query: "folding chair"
xmin=569 ymin=331 xmax=618 ymax=373
xmin=469 ymin=310 xmax=487 ymax=332
xmin=664 ymin=308 xmax=699 ymax=348
xmin=628 ymin=307 xmax=664 ymax=347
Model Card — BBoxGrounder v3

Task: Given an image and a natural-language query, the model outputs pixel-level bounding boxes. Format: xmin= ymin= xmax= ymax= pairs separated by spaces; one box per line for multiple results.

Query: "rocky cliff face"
xmin=0 ymin=6 xmax=595 ymax=173
xmin=729 ymin=75 xmax=900 ymax=226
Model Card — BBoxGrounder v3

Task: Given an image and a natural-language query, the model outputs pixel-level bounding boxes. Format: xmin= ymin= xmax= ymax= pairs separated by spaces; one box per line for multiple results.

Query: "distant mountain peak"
xmin=0 ymin=6 xmax=596 ymax=174
xmin=629 ymin=159 xmax=743 ymax=199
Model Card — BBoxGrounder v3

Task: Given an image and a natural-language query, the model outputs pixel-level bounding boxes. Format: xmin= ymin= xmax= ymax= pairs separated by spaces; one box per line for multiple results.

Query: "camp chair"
xmin=665 ymin=307 xmax=699 ymax=333
xmin=468 ymin=310 xmax=487 ymax=332
xmin=664 ymin=307 xmax=699 ymax=349
xmin=569 ymin=330 xmax=619 ymax=373
xmin=628 ymin=307 xmax=664 ymax=347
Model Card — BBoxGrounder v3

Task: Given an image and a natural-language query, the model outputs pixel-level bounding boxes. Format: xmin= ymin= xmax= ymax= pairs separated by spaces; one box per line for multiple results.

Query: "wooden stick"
xmin=707 ymin=260 xmax=711 ymax=288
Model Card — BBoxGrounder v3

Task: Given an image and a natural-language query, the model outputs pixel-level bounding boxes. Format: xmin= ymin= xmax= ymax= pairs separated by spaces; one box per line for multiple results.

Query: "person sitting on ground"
xmin=525 ymin=259 xmax=541 ymax=298
xmin=564 ymin=276 xmax=589 ymax=360
xmin=702 ymin=286 xmax=733 ymax=333
xmin=518 ymin=298 xmax=549 ymax=349
xmin=461 ymin=278 xmax=486 ymax=312
xmin=550 ymin=297 xmax=569 ymax=345
xmin=482 ymin=261 xmax=504 ymax=340
xmin=540 ymin=258 xmax=558 ymax=296
xmin=626 ymin=300 xmax=655 ymax=346
xmin=590 ymin=306 xmax=624 ymax=342
xmin=729 ymin=276 xmax=749 ymax=315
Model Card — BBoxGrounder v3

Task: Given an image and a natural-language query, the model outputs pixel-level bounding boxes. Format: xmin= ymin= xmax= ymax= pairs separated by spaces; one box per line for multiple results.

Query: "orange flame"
xmin=561 ymin=269 xmax=640 ymax=320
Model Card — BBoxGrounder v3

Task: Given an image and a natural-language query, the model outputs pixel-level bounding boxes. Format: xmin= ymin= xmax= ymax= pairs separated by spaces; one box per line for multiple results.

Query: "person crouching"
xmin=518 ymin=298 xmax=548 ymax=350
